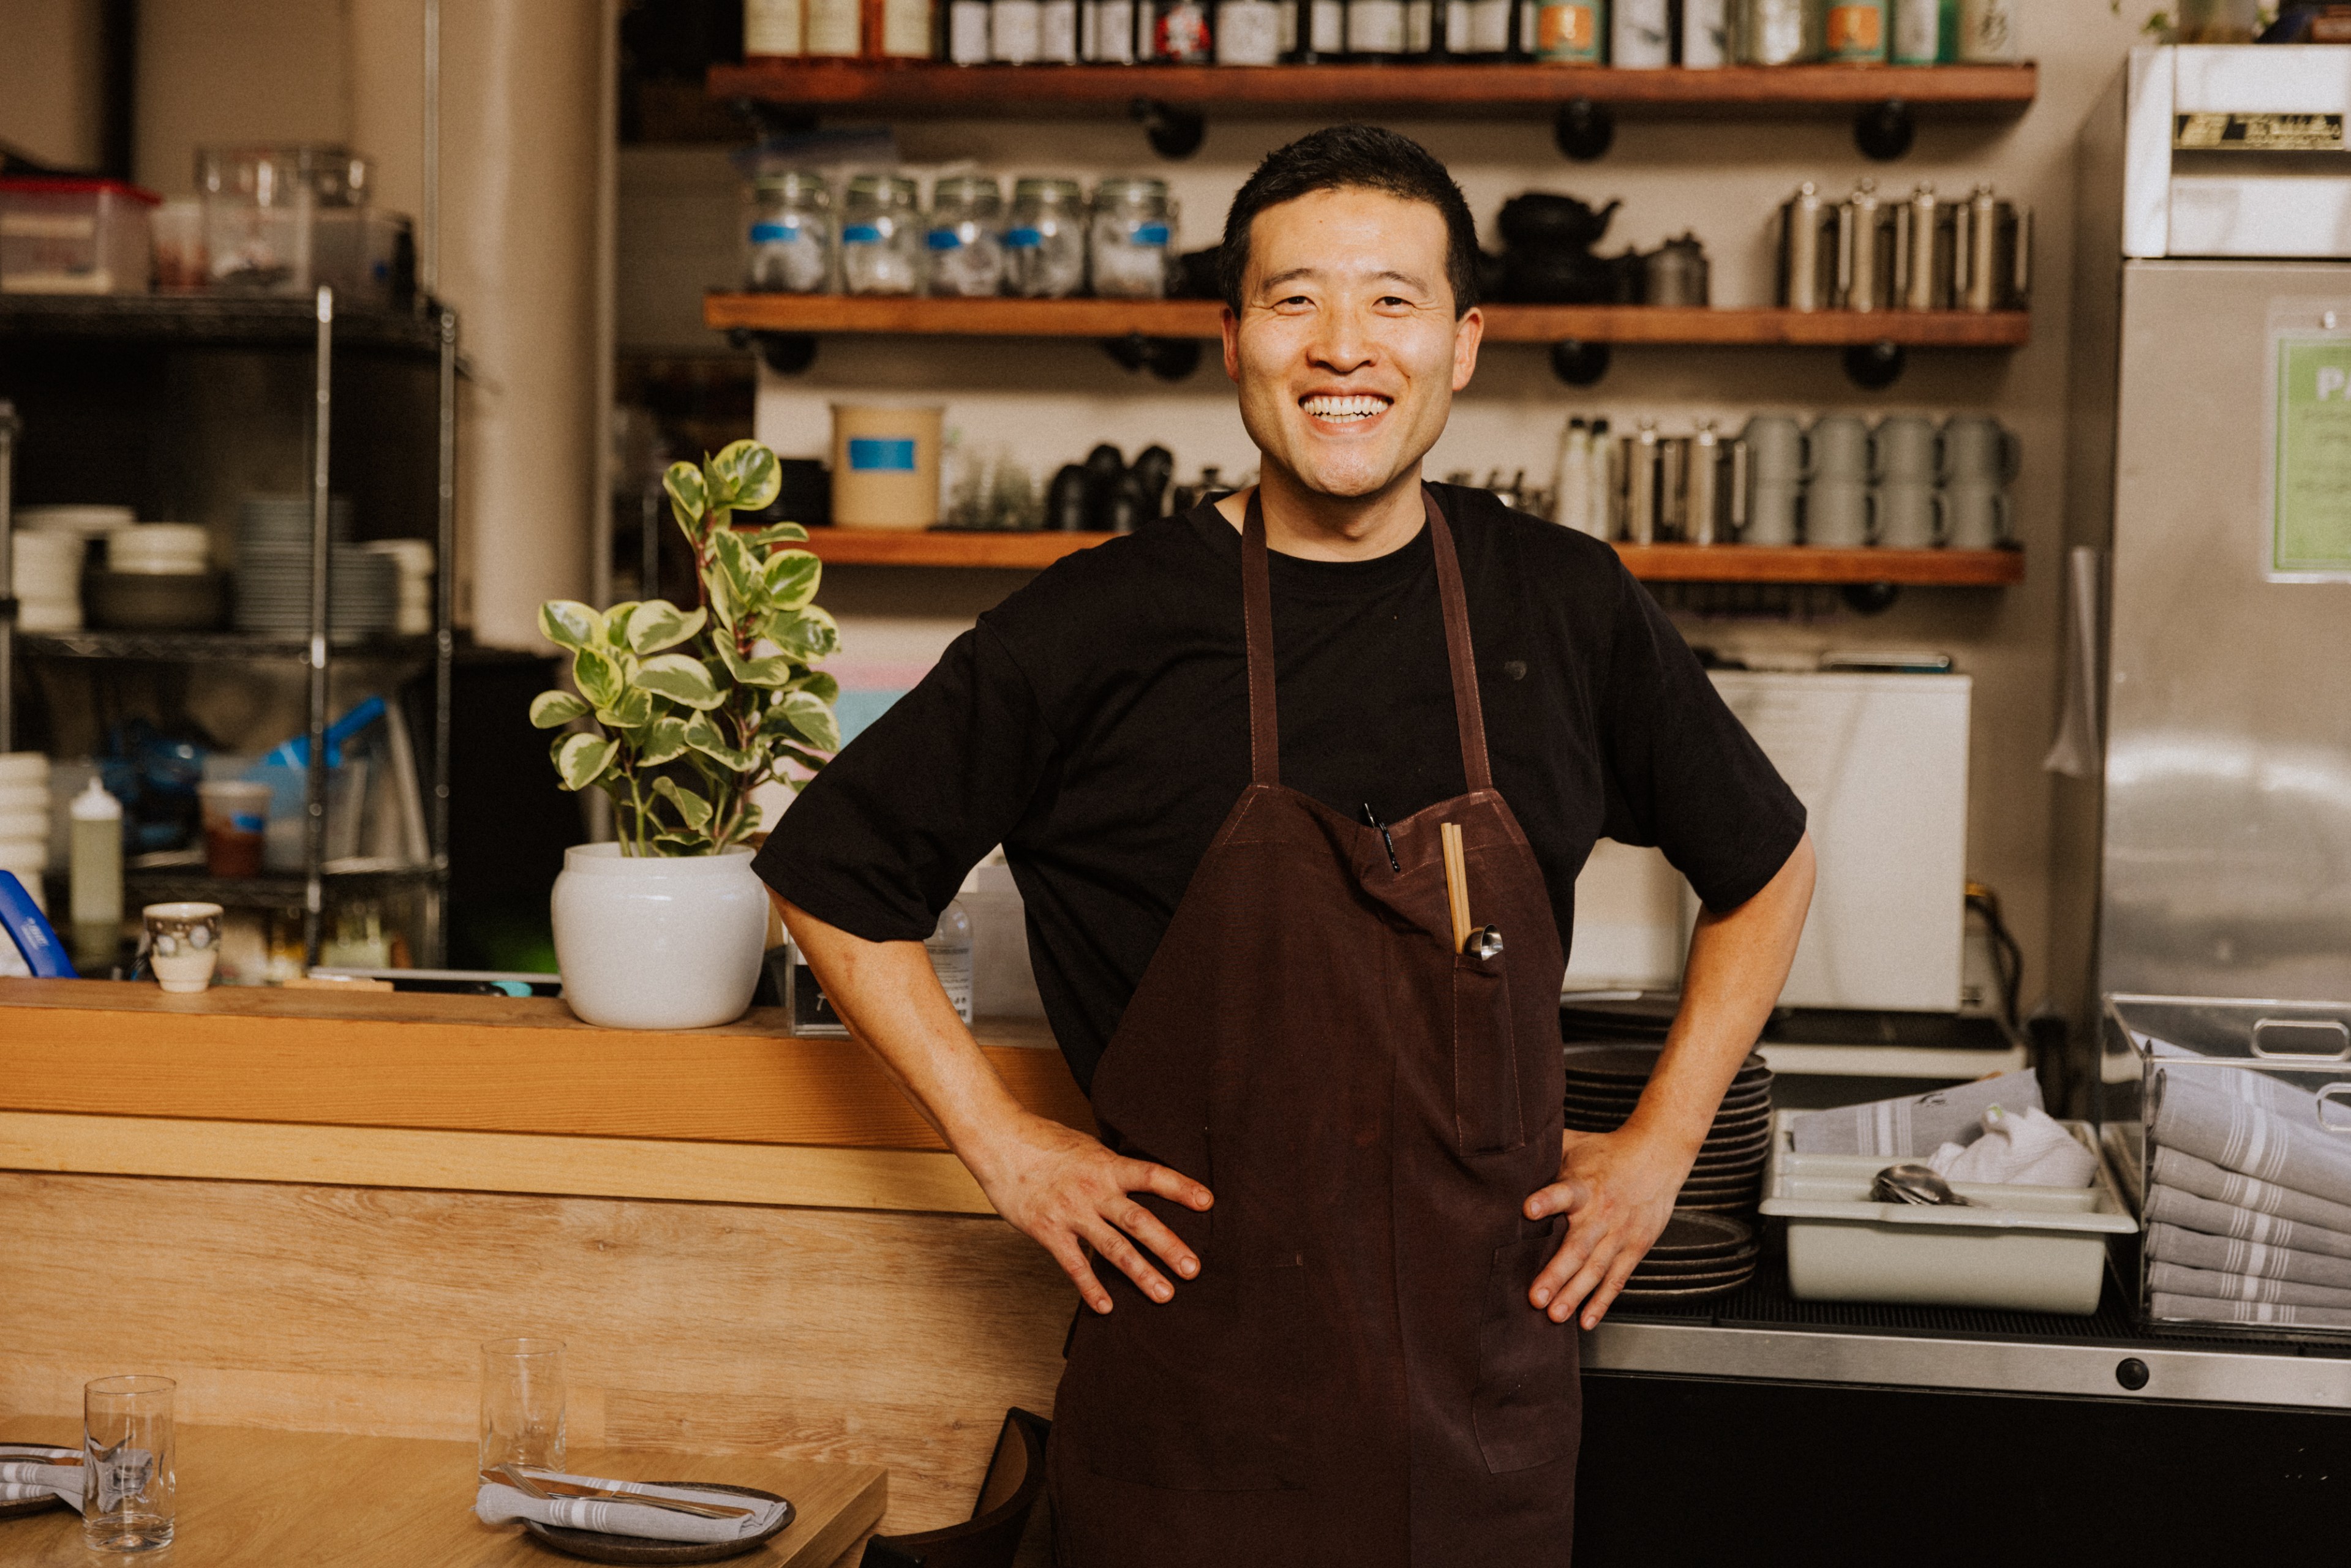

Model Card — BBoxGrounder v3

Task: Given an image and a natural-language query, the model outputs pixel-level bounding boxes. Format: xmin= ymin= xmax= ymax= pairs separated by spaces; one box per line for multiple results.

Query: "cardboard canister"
xmin=830 ymin=403 xmax=943 ymax=529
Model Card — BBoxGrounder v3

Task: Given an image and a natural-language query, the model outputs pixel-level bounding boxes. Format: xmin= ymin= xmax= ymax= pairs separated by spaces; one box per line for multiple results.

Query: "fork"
xmin=487 ymin=1465 xmax=753 ymax=1521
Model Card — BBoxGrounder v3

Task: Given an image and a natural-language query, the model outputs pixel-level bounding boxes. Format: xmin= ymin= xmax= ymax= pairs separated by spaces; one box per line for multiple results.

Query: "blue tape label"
xmin=925 ymin=227 xmax=964 ymax=250
xmin=749 ymin=220 xmax=802 ymax=242
xmin=847 ymin=437 xmax=919 ymax=472
xmin=841 ymin=223 xmax=884 ymax=244
xmin=1004 ymin=227 xmax=1044 ymax=248
xmin=1132 ymin=222 xmax=1170 ymax=245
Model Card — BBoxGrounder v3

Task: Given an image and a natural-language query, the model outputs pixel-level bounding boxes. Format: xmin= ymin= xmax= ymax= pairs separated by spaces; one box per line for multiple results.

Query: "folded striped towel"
xmin=0 ymin=1444 xmax=82 ymax=1513
xmin=2152 ymin=1071 xmax=2351 ymax=1211
xmin=2148 ymin=1221 xmax=2351 ymax=1291
xmin=475 ymin=1471 xmax=786 ymax=1545
xmin=2144 ymin=1182 xmax=2351 ymax=1259
xmin=2152 ymin=1147 xmax=2351 ymax=1236
xmin=2151 ymin=1292 xmax=2351 ymax=1330
xmin=2150 ymin=1259 xmax=2351 ymax=1311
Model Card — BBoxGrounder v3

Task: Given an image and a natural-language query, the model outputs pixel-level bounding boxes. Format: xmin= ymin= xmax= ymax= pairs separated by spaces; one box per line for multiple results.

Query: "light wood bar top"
xmin=0 ymin=1423 xmax=886 ymax=1567
xmin=0 ymin=979 xmax=1090 ymax=1150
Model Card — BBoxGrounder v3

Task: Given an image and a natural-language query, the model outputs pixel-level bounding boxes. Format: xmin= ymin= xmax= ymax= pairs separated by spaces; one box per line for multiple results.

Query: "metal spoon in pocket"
xmin=1467 ymin=925 xmax=1503 ymax=961
xmin=1871 ymin=1163 xmax=1977 ymax=1207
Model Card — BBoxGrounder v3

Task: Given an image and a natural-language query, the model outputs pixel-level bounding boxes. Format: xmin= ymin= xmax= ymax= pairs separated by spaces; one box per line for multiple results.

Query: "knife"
xmin=487 ymin=1465 xmax=755 ymax=1520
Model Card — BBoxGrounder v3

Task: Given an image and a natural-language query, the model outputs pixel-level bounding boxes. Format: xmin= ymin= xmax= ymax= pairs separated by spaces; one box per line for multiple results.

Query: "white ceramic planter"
xmin=551 ymin=843 xmax=768 ymax=1030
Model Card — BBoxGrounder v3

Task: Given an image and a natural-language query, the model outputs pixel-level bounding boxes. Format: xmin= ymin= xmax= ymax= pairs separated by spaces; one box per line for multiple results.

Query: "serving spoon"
xmin=1871 ymin=1163 xmax=1978 ymax=1207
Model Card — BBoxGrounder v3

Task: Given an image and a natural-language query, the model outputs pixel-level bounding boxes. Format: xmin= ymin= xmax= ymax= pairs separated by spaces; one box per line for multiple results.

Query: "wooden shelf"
xmin=705 ymin=293 xmax=2030 ymax=348
xmin=707 ymin=60 xmax=2037 ymax=120
xmin=802 ymin=527 xmax=2021 ymax=583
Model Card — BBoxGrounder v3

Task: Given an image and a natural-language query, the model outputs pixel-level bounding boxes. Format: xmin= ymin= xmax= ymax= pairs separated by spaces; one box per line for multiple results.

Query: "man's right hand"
xmin=967 ymin=1111 xmax=1213 ymax=1315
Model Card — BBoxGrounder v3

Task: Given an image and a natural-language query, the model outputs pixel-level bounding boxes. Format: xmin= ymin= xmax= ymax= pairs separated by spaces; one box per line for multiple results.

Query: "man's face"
xmin=1224 ymin=186 xmax=1483 ymax=505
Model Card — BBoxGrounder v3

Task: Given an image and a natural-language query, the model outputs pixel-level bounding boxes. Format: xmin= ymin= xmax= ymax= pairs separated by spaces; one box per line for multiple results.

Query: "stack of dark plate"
xmin=234 ymin=493 xmax=395 ymax=637
xmin=1620 ymin=1210 xmax=1761 ymax=1305
xmin=1562 ymin=1044 xmax=1774 ymax=1217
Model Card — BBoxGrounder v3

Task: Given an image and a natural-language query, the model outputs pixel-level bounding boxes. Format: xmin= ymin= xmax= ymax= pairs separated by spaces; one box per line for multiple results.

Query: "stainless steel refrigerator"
xmin=2056 ymin=45 xmax=2351 ymax=1112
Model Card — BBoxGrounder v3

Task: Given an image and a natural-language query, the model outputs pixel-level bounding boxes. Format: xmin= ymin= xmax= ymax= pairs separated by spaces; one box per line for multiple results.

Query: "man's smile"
xmin=1300 ymin=392 xmax=1395 ymax=427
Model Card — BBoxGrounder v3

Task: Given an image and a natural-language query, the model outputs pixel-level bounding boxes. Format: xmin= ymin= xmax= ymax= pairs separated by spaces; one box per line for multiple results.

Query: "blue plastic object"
xmin=0 ymin=871 xmax=78 ymax=979
xmin=260 ymin=694 xmax=388 ymax=771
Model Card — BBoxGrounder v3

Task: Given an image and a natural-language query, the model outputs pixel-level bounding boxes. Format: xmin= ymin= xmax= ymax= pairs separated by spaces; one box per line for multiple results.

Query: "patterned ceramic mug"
xmin=143 ymin=902 xmax=224 ymax=994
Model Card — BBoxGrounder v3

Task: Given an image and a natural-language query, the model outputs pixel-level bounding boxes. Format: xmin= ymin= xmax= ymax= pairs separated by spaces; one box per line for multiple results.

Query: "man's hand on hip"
xmin=1521 ymin=1126 xmax=1691 ymax=1329
xmin=966 ymin=1112 xmax=1213 ymax=1316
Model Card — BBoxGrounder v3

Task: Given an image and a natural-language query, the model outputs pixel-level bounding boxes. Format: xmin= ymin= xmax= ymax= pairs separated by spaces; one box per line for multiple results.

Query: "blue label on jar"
xmin=1004 ymin=227 xmax=1044 ymax=248
xmin=1132 ymin=222 xmax=1171 ymax=245
xmin=925 ymin=227 xmax=965 ymax=250
xmin=847 ymin=437 xmax=919 ymax=472
xmin=750 ymin=220 xmax=801 ymax=242
xmin=841 ymin=223 xmax=884 ymax=245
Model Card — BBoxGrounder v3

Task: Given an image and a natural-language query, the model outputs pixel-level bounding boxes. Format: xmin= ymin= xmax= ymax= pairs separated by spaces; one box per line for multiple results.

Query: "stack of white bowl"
xmin=0 ymin=754 xmax=51 ymax=908
xmin=8 ymin=532 xmax=85 ymax=631
xmin=360 ymin=538 xmax=435 ymax=634
xmin=108 ymin=523 xmax=211 ymax=576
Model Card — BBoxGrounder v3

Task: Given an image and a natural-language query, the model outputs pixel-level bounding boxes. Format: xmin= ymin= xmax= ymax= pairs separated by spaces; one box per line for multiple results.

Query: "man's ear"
xmin=1222 ymin=306 xmax=1241 ymax=383
xmin=1451 ymin=307 xmax=1484 ymax=392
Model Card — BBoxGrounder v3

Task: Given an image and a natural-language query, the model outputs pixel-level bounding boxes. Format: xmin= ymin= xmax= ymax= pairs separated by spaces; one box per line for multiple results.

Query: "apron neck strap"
xmin=1241 ymin=484 xmax=1494 ymax=792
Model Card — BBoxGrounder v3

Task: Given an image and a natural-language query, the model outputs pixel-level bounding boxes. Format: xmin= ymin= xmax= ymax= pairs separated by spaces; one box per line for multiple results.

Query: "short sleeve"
xmin=753 ymin=623 xmax=1056 ymax=942
xmin=1596 ymin=567 xmax=1807 ymax=912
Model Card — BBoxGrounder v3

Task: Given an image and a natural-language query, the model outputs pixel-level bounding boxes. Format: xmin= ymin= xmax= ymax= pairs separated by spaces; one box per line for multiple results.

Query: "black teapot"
xmin=1497 ymin=192 xmax=1623 ymax=252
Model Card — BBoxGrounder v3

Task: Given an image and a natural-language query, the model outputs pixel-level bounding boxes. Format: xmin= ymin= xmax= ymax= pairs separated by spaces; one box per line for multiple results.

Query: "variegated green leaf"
xmin=715 ymin=637 xmax=794 ymax=688
xmin=768 ymin=605 xmax=840 ymax=661
xmin=747 ymin=522 xmax=810 ymax=547
xmin=551 ymin=732 xmax=618 ymax=791
xmin=762 ymin=548 xmax=821 ymax=612
xmin=538 ymin=599 xmax=602 ymax=651
xmin=601 ymin=601 xmax=642 ymax=650
xmin=652 ymin=776 xmax=714 ymax=833
xmin=635 ymin=653 xmax=722 ymax=710
xmin=529 ymin=689 xmax=590 ymax=729
xmin=775 ymin=743 xmax=831 ymax=773
xmin=789 ymin=670 xmax=840 ymax=704
xmin=626 ymin=600 xmax=707 ymax=656
xmin=664 ymin=461 xmax=707 ymax=531
xmin=636 ymin=716 xmax=690 ymax=767
xmin=775 ymin=689 xmax=841 ymax=752
xmin=683 ymin=711 xmax=754 ymax=770
xmin=596 ymin=685 xmax=653 ymax=730
xmin=650 ymin=832 xmax=706 ymax=857
xmin=573 ymin=645 xmax=624 ymax=710
xmin=707 ymin=439 xmax=781 ymax=514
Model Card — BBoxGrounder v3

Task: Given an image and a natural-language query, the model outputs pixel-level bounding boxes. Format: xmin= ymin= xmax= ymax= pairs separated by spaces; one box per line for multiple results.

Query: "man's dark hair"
xmin=1218 ymin=125 xmax=1480 ymax=318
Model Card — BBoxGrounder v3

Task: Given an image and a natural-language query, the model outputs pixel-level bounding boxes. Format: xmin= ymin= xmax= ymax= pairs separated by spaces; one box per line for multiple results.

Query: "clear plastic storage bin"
xmin=0 ymin=179 xmax=158 ymax=294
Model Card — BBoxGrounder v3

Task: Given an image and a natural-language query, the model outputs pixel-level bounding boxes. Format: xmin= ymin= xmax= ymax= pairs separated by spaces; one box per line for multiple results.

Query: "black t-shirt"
xmin=754 ymin=485 xmax=1805 ymax=1094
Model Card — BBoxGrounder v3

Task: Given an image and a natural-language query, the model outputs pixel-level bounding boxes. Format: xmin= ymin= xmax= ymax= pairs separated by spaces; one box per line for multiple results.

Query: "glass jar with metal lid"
xmin=1089 ymin=175 xmax=1175 ymax=300
xmin=745 ymin=170 xmax=833 ymax=294
xmin=1005 ymin=177 xmax=1087 ymax=299
xmin=926 ymin=174 xmax=1007 ymax=298
xmin=839 ymin=173 xmax=922 ymax=297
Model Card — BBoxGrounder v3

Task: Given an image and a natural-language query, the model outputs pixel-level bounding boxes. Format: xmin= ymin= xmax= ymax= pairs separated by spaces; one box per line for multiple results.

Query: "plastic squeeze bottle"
xmin=69 ymin=776 xmax=123 ymax=959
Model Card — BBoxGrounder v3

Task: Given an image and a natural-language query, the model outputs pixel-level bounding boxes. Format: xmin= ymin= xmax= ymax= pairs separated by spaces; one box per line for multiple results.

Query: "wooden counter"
xmin=0 ymin=980 xmax=1084 ymax=1535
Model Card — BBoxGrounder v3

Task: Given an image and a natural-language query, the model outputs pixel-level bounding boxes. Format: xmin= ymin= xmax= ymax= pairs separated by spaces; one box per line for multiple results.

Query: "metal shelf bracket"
xmin=1549 ymin=339 xmax=1612 ymax=387
xmin=1129 ymin=96 xmax=1206 ymax=159
xmin=1554 ymin=98 xmax=1616 ymax=162
xmin=1855 ymin=99 xmax=1916 ymax=160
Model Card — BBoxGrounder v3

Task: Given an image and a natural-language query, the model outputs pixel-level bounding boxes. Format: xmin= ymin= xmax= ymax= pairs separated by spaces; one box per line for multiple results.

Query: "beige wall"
xmin=0 ymin=0 xmax=105 ymax=170
xmin=750 ymin=13 xmax=2151 ymax=1006
xmin=135 ymin=0 xmax=352 ymax=193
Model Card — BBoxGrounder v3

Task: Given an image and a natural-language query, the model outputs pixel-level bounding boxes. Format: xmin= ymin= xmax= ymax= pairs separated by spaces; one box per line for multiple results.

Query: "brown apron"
xmin=1049 ymin=486 xmax=1578 ymax=1567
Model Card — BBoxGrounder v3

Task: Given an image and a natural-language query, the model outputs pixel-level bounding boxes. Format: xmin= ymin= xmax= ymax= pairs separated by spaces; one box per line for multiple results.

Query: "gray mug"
xmin=1744 ymin=479 xmax=1802 ymax=546
xmin=1805 ymin=478 xmax=1873 ymax=547
xmin=1875 ymin=479 xmax=1943 ymax=548
xmin=1874 ymin=415 xmax=1941 ymax=482
xmin=1808 ymin=415 xmax=1875 ymax=483
xmin=1942 ymin=481 xmax=2010 ymax=548
xmin=1941 ymin=416 xmax=2019 ymax=486
xmin=1740 ymin=416 xmax=1809 ymax=484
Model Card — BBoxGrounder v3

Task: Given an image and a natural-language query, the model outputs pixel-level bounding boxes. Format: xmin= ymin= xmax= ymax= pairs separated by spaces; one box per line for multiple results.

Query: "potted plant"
xmin=533 ymin=438 xmax=841 ymax=1029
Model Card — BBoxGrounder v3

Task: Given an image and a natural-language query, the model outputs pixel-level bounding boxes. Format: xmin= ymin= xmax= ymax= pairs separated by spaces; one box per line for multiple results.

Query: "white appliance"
xmin=1567 ymin=670 xmax=1972 ymax=1013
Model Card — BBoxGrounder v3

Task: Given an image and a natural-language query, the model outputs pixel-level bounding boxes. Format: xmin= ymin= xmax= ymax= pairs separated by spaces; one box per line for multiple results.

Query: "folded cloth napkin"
xmin=2150 ymin=1291 xmax=2351 ymax=1330
xmin=1924 ymin=1103 xmax=2097 ymax=1187
xmin=2150 ymin=1259 xmax=2351 ymax=1311
xmin=476 ymin=1471 xmax=786 ymax=1545
xmin=2148 ymin=1220 xmax=2351 ymax=1291
xmin=2151 ymin=1147 xmax=2351 ymax=1235
xmin=2145 ymin=1181 xmax=2351 ymax=1259
xmin=0 ymin=1445 xmax=83 ymax=1512
xmin=2153 ymin=1071 xmax=2351 ymax=1210
xmin=1791 ymin=1070 xmax=2046 ymax=1158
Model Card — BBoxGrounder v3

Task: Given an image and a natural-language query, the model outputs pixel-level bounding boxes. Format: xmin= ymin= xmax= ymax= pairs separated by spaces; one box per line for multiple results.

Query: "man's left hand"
xmin=1521 ymin=1127 xmax=1696 ymax=1330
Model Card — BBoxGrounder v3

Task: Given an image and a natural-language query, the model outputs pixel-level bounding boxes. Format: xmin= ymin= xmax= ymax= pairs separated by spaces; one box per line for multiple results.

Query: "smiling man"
xmin=758 ymin=126 xmax=1813 ymax=1565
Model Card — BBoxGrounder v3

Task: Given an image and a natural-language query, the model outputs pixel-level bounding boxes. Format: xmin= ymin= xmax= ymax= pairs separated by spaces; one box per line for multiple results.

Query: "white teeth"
xmin=1303 ymin=394 xmax=1390 ymax=422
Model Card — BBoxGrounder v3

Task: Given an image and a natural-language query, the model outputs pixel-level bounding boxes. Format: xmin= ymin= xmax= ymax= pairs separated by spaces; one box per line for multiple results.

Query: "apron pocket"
xmin=1472 ymin=1229 xmax=1581 ymax=1475
xmin=1066 ymin=1257 xmax=1307 ymax=1492
xmin=1451 ymin=951 xmax=1526 ymax=1155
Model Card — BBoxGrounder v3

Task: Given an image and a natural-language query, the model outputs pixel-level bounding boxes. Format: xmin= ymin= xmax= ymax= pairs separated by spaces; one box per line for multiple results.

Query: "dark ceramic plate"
xmin=1633 ymin=1249 xmax=1761 ymax=1280
xmin=1675 ymin=1195 xmax=1762 ymax=1215
xmin=1562 ymin=1047 xmax=1770 ymax=1084
xmin=1618 ymin=1268 xmax=1758 ymax=1303
xmin=1647 ymin=1211 xmax=1752 ymax=1253
xmin=522 ymin=1484 xmax=793 ymax=1564
xmin=0 ymin=1494 xmax=67 ymax=1521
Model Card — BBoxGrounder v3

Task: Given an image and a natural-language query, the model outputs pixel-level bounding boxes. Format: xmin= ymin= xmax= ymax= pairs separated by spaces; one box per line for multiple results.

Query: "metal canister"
xmin=1687 ymin=421 xmax=1723 ymax=546
xmin=1736 ymin=0 xmax=1811 ymax=61
xmin=1776 ymin=181 xmax=1830 ymax=312
xmin=1645 ymin=233 xmax=1710 ymax=307
xmin=1892 ymin=182 xmax=1954 ymax=312
xmin=1658 ymin=435 xmax=1690 ymax=542
xmin=1835 ymin=178 xmax=1892 ymax=313
xmin=1953 ymin=182 xmax=2031 ymax=312
xmin=1623 ymin=422 xmax=1661 ymax=546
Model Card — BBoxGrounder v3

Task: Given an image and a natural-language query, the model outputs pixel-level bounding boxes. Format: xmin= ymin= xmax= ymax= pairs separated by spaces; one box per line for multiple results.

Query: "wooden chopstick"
xmin=1440 ymin=822 xmax=1472 ymax=954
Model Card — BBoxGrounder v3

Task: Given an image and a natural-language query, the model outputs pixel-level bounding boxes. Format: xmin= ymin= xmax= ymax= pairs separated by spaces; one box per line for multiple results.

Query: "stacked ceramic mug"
xmin=7 ymin=530 xmax=86 ymax=632
xmin=1741 ymin=417 xmax=1807 ymax=547
xmin=1805 ymin=415 xmax=1875 ymax=549
xmin=0 ymin=754 xmax=50 ymax=907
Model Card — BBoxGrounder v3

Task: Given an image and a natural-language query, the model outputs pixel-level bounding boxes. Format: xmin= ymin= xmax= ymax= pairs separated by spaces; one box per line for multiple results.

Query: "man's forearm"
xmin=773 ymin=895 xmax=1028 ymax=1163
xmin=1624 ymin=833 xmax=1816 ymax=1150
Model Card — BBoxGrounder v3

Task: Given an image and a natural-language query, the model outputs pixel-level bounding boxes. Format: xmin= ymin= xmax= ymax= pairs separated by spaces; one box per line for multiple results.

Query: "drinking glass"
xmin=480 ymin=1337 xmax=566 ymax=1475
xmin=83 ymin=1375 xmax=175 ymax=1553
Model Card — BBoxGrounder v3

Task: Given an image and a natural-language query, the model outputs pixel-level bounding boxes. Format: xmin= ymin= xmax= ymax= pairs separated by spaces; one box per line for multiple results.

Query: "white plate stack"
xmin=360 ymin=538 xmax=435 ymax=634
xmin=108 ymin=523 xmax=211 ymax=575
xmin=7 ymin=530 xmax=86 ymax=632
xmin=234 ymin=493 xmax=396 ymax=637
xmin=0 ymin=754 xmax=51 ymax=908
